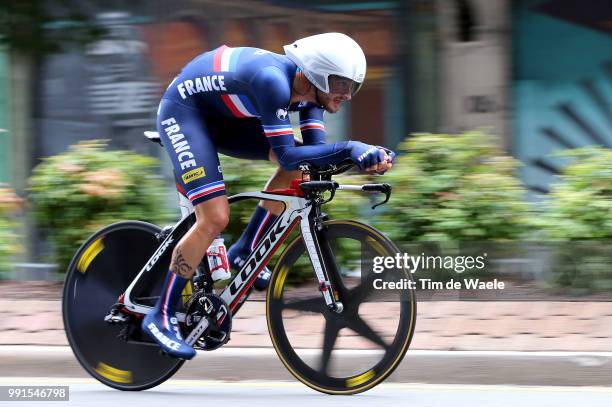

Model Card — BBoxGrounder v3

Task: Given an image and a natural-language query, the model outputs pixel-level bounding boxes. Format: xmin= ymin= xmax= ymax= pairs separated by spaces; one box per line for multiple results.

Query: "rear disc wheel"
xmin=62 ymin=221 xmax=186 ymax=391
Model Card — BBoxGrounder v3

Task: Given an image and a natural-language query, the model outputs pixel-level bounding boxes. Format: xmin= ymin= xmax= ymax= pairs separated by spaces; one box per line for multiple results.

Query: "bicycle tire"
xmin=266 ymin=219 xmax=417 ymax=395
xmin=62 ymin=221 xmax=185 ymax=391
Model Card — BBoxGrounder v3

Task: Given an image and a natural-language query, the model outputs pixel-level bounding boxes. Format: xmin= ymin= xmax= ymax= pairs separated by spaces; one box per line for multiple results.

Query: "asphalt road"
xmin=1 ymin=378 xmax=612 ymax=407
xmin=2 ymin=346 xmax=612 ymax=387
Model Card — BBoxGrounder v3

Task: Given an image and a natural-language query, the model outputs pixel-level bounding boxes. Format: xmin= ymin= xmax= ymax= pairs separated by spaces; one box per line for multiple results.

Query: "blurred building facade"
xmin=512 ymin=0 xmax=612 ymax=194
xmin=439 ymin=0 xmax=612 ymax=195
xmin=2 ymin=0 xmax=611 ymax=196
xmin=4 ymin=0 xmax=421 ymax=192
xmin=437 ymin=0 xmax=510 ymax=144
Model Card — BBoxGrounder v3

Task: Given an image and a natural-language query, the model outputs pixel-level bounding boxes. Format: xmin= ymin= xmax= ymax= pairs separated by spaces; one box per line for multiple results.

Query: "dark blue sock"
xmin=238 ymin=205 xmax=279 ymax=251
xmin=229 ymin=206 xmax=279 ymax=270
xmin=154 ymin=270 xmax=189 ymax=330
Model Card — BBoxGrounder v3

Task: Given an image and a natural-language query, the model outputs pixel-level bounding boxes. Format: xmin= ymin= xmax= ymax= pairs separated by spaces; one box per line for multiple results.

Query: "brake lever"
xmin=363 ymin=183 xmax=392 ymax=210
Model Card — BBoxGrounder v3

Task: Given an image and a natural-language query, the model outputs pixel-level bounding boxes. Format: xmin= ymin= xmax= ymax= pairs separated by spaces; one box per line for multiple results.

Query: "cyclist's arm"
xmin=252 ymin=67 xmax=351 ymax=171
xmin=298 ymin=106 xmax=326 ymax=146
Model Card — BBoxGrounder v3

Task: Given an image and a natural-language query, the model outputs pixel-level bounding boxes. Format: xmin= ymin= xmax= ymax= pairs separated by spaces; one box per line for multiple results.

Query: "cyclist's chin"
xmin=323 ymin=100 xmax=342 ymax=113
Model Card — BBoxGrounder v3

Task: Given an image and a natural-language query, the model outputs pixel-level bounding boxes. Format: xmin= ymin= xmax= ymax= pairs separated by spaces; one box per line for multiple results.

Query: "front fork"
xmin=300 ymin=205 xmax=345 ymax=313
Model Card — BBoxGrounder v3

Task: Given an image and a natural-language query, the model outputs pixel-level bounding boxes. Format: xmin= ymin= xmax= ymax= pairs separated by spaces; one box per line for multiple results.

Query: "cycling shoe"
xmin=142 ymin=311 xmax=196 ymax=360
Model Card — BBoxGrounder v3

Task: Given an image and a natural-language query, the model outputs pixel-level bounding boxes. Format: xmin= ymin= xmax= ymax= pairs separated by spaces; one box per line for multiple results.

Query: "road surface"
xmin=1 ymin=377 xmax=611 ymax=407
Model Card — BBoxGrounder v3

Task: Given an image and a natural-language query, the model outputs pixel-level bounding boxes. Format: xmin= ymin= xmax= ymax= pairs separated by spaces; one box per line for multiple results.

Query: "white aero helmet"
xmin=284 ymin=32 xmax=366 ymax=95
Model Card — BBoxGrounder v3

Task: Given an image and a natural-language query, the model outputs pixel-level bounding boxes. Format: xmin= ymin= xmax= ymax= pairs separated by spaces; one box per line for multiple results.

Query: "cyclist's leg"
xmin=207 ymin=118 xmax=300 ymax=290
xmin=143 ymin=99 xmax=229 ymax=359
xmin=263 ymin=148 xmax=304 ymax=214
xmin=210 ymin=118 xmax=302 ymax=289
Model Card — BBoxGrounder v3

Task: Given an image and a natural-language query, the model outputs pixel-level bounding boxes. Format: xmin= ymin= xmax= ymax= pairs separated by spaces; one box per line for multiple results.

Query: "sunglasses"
xmin=328 ymin=75 xmax=363 ymax=96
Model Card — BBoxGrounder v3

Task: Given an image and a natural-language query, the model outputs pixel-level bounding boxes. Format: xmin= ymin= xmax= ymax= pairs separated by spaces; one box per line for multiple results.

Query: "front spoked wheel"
xmin=267 ymin=220 xmax=416 ymax=395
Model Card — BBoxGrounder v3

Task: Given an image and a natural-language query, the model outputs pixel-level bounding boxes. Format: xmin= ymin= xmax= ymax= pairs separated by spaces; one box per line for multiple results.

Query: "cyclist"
xmin=143 ymin=32 xmax=395 ymax=359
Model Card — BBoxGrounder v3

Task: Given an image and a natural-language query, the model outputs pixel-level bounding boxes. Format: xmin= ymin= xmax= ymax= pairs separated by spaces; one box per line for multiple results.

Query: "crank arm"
xmin=185 ymin=317 xmax=210 ymax=346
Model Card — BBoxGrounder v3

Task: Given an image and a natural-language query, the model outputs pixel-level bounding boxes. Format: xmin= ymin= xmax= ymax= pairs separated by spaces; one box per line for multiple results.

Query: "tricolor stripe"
xmin=211 ymin=46 xmax=259 ymax=118
xmin=187 ymin=181 xmax=226 ymax=202
xmin=251 ymin=212 xmax=272 ymax=250
xmin=300 ymin=119 xmax=325 ymax=131
xmin=263 ymin=124 xmax=294 ymax=138
xmin=213 ymin=46 xmax=244 ymax=72
xmin=161 ymin=274 xmax=176 ymax=330
xmin=221 ymin=94 xmax=258 ymax=118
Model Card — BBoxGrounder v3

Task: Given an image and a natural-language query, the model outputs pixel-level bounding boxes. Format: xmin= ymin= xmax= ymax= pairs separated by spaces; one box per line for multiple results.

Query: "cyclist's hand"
xmin=349 ymin=142 xmax=394 ymax=174
xmin=371 ymin=147 xmax=394 ymax=174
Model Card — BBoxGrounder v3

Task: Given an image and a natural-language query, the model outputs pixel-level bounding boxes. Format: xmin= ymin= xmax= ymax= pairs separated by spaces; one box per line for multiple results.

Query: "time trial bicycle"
xmin=62 ymin=136 xmax=416 ymax=395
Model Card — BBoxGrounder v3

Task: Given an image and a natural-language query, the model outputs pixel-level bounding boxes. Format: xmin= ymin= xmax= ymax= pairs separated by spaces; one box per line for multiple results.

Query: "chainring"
xmin=183 ymin=292 xmax=232 ymax=351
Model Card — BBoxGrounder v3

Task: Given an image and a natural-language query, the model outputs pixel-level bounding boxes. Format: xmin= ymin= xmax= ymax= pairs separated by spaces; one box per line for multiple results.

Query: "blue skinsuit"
xmin=156 ymin=45 xmax=352 ymax=205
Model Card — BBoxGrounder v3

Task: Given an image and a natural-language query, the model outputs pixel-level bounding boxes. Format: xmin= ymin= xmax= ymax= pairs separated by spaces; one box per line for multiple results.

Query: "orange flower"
xmin=79 ymin=169 xmax=127 ymax=198
xmin=57 ymin=161 xmax=83 ymax=173
xmin=82 ymin=169 xmax=126 ymax=187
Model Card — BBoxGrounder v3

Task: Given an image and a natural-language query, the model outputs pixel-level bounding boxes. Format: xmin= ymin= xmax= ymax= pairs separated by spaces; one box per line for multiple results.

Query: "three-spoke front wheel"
xmin=267 ymin=220 xmax=416 ymax=394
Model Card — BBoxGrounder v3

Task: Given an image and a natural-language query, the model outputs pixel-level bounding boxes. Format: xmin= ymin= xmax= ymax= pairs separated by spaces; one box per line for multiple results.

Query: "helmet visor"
xmin=328 ymin=75 xmax=363 ymax=96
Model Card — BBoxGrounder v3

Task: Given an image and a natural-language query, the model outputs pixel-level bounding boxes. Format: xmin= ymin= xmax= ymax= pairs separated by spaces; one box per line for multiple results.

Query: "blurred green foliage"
xmin=540 ymin=147 xmax=612 ymax=239
xmin=537 ymin=147 xmax=612 ymax=293
xmin=376 ymin=132 xmax=534 ymax=242
xmin=29 ymin=140 xmax=172 ymax=272
xmin=0 ymin=185 xmax=23 ymax=276
xmin=21 ymin=134 xmax=612 ymax=294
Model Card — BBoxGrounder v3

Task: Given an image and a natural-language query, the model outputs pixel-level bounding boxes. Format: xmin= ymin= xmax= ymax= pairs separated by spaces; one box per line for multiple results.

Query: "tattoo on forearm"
xmin=171 ymin=248 xmax=192 ymax=278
